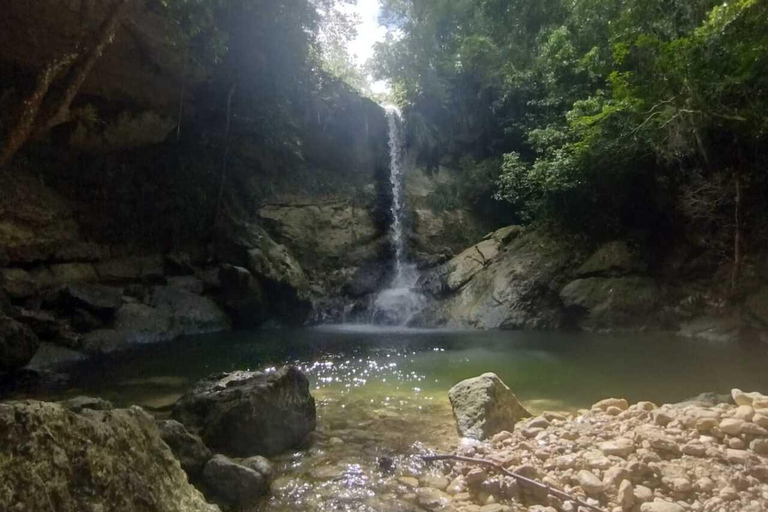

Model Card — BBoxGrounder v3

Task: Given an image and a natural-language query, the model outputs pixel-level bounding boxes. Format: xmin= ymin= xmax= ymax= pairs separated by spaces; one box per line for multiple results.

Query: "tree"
xmin=0 ymin=0 xmax=147 ymax=168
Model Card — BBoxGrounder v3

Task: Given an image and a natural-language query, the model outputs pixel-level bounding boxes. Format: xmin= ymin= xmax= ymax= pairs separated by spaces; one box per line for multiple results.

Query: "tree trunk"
xmin=731 ymin=161 xmax=744 ymax=296
xmin=0 ymin=0 xmax=144 ymax=168
xmin=0 ymin=55 xmax=78 ymax=168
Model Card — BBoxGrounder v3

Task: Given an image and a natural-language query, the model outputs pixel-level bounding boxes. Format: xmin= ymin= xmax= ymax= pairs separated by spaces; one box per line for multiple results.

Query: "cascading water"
xmin=371 ymin=107 xmax=425 ymax=326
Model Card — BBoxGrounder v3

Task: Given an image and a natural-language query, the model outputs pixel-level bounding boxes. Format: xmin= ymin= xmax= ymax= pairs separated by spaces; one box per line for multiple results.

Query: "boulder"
xmin=61 ymin=283 xmax=123 ymax=316
xmin=150 ymin=286 xmax=231 ymax=336
xmin=172 ymin=366 xmax=316 ymax=457
xmin=0 ymin=400 xmax=219 ymax=512
xmin=420 ymin=239 xmax=501 ymax=298
xmin=218 ymin=264 xmax=268 ymax=328
xmin=202 ymin=454 xmax=271 ymax=508
xmin=49 ymin=263 xmax=99 ymax=286
xmin=81 ymin=289 xmax=230 ymax=355
xmin=54 ymin=241 xmax=110 ymax=262
xmin=95 ymin=255 xmax=165 ymax=282
xmin=167 ymin=276 xmax=205 ymax=294
xmin=559 ymin=276 xmax=661 ymax=330
xmin=448 ymin=373 xmax=531 ymax=440
xmin=0 ymin=315 xmax=40 ymax=373
xmin=576 ymin=241 xmax=646 ymax=277
xmin=157 ymin=419 xmax=213 ymax=481
xmin=214 ymin=219 xmax=311 ymax=324
xmin=415 ymin=230 xmax=577 ymax=329
xmin=0 ymin=268 xmax=38 ymax=299
xmin=59 ymin=396 xmax=113 ymax=413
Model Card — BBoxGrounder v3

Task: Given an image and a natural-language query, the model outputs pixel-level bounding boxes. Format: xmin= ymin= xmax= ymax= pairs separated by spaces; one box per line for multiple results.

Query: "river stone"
xmin=157 ymin=419 xmax=213 ymax=481
xmin=639 ymin=500 xmax=684 ymax=512
xmin=202 ymin=454 xmax=271 ymax=508
xmin=448 ymin=373 xmax=531 ymax=440
xmin=0 ymin=315 xmax=40 ymax=373
xmin=732 ymin=389 xmax=763 ymax=407
xmin=719 ymin=418 xmax=744 ymax=435
xmin=172 ymin=366 xmax=316 ymax=457
xmin=600 ymin=438 xmax=635 ymax=457
xmin=0 ymin=400 xmax=219 ymax=512
xmin=577 ymin=470 xmax=604 ymax=496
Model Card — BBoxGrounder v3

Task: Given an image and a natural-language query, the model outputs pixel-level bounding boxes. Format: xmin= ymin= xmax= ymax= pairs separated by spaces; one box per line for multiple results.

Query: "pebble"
xmin=754 ymin=413 xmax=768 ymax=429
xmin=600 ymin=438 xmax=635 ymax=457
xmin=593 ymin=398 xmax=630 ymax=412
xmin=733 ymin=405 xmax=755 ymax=421
xmin=654 ymin=411 xmax=674 ymax=426
xmin=742 ymin=422 xmax=768 ymax=436
xmin=695 ymin=477 xmax=715 ymax=492
xmin=634 ymin=485 xmax=654 ymax=503
xmin=639 ymin=499 xmax=685 ymax=512
xmin=718 ymin=486 xmax=739 ymax=501
xmin=577 ymin=469 xmax=604 ymax=496
xmin=750 ymin=438 xmax=768 ymax=455
xmin=618 ymin=480 xmax=634 ymax=510
xmin=732 ymin=388 xmax=761 ymax=406
xmin=466 ymin=467 xmax=487 ymax=485
xmin=719 ymin=418 xmax=745 ymax=435
xmin=421 ymin=474 xmax=450 ymax=491
xmin=416 ymin=488 xmax=452 ymax=510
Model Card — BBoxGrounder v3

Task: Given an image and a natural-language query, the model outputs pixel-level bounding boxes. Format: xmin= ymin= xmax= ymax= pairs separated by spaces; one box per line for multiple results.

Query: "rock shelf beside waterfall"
xmin=411 ymin=388 xmax=768 ymax=512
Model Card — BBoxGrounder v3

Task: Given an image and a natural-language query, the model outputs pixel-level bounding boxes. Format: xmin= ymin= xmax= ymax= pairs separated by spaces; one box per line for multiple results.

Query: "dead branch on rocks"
xmin=421 ymin=454 xmax=607 ymax=512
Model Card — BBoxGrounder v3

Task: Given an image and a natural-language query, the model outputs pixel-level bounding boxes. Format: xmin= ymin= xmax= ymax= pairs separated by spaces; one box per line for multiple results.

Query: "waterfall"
xmin=371 ymin=107 xmax=425 ymax=326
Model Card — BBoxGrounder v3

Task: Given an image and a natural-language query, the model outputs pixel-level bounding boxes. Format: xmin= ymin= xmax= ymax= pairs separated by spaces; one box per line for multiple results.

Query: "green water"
xmin=30 ymin=326 xmax=768 ymax=512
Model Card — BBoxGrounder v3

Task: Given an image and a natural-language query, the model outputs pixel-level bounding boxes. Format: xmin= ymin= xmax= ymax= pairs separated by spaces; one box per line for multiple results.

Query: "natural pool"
xmin=24 ymin=326 xmax=768 ymax=512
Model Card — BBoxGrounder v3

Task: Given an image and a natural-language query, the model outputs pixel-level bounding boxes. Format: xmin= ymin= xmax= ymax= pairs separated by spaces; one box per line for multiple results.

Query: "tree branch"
xmin=421 ymin=454 xmax=608 ymax=512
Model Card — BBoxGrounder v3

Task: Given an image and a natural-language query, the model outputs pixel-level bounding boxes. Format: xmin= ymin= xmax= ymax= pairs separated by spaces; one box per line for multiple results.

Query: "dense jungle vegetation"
xmin=372 ymin=0 xmax=768 ymax=288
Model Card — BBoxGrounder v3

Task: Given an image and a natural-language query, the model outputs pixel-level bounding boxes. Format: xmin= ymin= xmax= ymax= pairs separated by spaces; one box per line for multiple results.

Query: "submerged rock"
xmin=448 ymin=372 xmax=531 ymax=440
xmin=202 ymin=454 xmax=272 ymax=508
xmin=0 ymin=315 xmax=40 ymax=373
xmin=0 ymin=400 xmax=218 ymax=512
xmin=172 ymin=365 xmax=316 ymax=457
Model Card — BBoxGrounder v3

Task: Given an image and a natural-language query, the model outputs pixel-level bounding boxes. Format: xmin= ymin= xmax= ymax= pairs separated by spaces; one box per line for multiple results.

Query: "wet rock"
xmin=0 ymin=400 xmax=218 ymax=512
xmin=150 ymin=286 xmax=230 ymax=336
xmin=172 ymin=366 xmax=316 ymax=457
xmin=202 ymin=454 xmax=270 ymax=508
xmin=218 ymin=264 xmax=268 ymax=328
xmin=157 ymin=419 xmax=213 ymax=481
xmin=421 ymin=474 xmax=450 ymax=491
xmin=416 ymin=487 xmax=453 ymax=511
xmin=448 ymin=373 xmax=531 ymax=440
xmin=60 ymin=396 xmax=113 ymax=412
xmin=0 ymin=315 xmax=40 ymax=373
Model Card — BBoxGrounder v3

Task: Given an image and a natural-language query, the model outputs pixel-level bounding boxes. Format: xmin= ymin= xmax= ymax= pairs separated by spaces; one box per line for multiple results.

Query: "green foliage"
xmin=375 ymin=0 xmax=768 ymax=236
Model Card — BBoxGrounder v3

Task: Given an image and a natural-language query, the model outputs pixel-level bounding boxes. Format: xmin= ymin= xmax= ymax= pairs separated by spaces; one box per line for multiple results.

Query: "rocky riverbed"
xmin=405 ymin=389 xmax=768 ymax=512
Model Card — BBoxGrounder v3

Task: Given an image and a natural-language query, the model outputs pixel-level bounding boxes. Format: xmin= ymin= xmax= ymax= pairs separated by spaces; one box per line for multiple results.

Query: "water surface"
xmin=27 ymin=326 xmax=768 ymax=512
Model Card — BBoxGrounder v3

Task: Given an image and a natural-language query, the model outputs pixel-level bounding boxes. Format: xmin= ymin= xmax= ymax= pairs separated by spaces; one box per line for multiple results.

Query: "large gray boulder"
xmin=157 ymin=419 xmax=213 ymax=481
xmin=416 ymin=230 xmax=578 ymax=329
xmin=172 ymin=366 xmax=316 ymax=457
xmin=576 ymin=240 xmax=647 ymax=277
xmin=80 ymin=287 xmax=230 ymax=355
xmin=0 ymin=400 xmax=219 ymax=512
xmin=215 ymin=217 xmax=311 ymax=325
xmin=559 ymin=276 xmax=661 ymax=330
xmin=202 ymin=454 xmax=272 ymax=508
xmin=61 ymin=283 xmax=123 ymax=316
xmin=448 ymin=373 xmax=531 ymax=440
xmin=0 ymin=315 xmax=40 ymax=373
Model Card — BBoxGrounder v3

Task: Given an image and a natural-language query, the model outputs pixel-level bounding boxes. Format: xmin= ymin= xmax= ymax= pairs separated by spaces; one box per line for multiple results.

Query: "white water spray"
xmin=371 ymin=107 xmax=425 ymax=326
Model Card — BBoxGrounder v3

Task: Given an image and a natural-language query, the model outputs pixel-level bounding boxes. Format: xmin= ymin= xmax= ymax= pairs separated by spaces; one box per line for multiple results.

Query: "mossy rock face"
xmin=0 ymin=400 xmax=219 ymax=512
